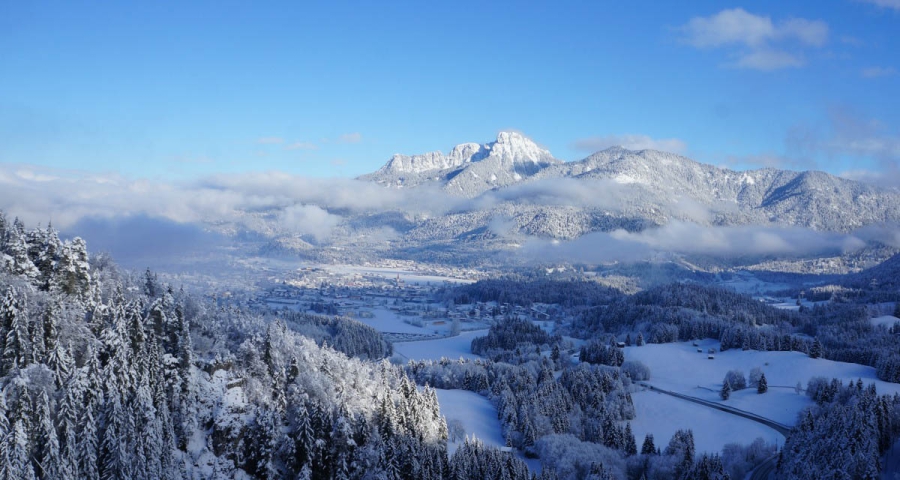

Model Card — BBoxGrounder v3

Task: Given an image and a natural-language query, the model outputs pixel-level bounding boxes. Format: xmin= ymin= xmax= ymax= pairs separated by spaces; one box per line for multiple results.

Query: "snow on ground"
xmin=435 ymin=389 xmax=506 ymax=454
xmin=322 ymin=264 xmax=474 ymax=284
xmin=354 ymin=307 xmax=432 ymax=334
xmin=714 ymin=271 xmax=790 ymax=295
xmin=393 ymin=330 xmax=487 ymax=361
xmin=626 ymin=340 xmax=900 ymax=426
xmin=871 ymin=315 xmax=900 ymax=329
xmin=627 ymin=389 xmax=781 ymax=455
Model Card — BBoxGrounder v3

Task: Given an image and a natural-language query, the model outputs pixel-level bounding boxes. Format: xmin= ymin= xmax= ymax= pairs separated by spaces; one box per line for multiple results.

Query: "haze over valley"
xmin=2 ymin=2 xmax=899 ymax=479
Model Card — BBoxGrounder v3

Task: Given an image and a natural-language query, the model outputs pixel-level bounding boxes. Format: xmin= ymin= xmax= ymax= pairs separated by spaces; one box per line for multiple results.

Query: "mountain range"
xmin=263 ymin=131 xmax=900 ymax=267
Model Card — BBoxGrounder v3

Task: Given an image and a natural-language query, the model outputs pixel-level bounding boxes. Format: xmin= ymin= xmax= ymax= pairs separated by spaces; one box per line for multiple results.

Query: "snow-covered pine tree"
xmin=0 ymin=392 xmax=10 ymax=480
xmin=720 ymin=380 xmax=731 ymax=400
xmin=624 ymin=422 xmax=638 ymax=456
xmin=1 ymin=287 xmax=30 ymax=375
xmin=34 ymin=390 xmax=62 ymax=479
xmin=809 ymin=337 xmax=823 ymax=359
xmin=641 ymin=433 xmax=656 ymax=455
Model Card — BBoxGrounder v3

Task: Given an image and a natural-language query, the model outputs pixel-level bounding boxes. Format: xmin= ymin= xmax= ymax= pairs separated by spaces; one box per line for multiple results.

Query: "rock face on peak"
xmin=359 ymin=131 xmax=561 ymax=197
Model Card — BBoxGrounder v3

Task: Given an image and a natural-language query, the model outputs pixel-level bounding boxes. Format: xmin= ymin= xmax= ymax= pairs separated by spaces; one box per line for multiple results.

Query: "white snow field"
xmin=871 ymin=315 xmax=900 ymax=329
xmin=627 ymin=389 xmax=782 ymax=455
xmin=354 ymin=307 xmax=433 ymax=334
xmin=435 ymin=389 xmax=506 ymax=454
xmin=625 ymin=340 xmax=900 ymax=427
xmin=393 ymin=330 xmax=487 ymax=361
xmin=323 ymin=264 xmax=474 ymax=284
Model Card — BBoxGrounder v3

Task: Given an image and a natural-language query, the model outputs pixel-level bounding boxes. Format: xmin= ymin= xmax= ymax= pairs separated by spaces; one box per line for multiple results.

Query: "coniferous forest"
xmin=0 ymin=212 xmax=478 ymax=479
xmin=4 ymin=207 xmax=900 ymax=480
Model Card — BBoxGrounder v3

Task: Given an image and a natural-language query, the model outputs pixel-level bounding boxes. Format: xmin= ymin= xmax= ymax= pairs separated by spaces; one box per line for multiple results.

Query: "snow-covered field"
xmin=354 ymin=307 xmax=433 ymax=334
xmin=628 ymin=389 xmax=781 ymax=455
xmin=714 ymin=271 xmax=791 ymax=295
xmin=435 ymin=389 xmax=506 ymax=454
xmin=626 ymin=340 xmax=900 ymax=427
xmin=322 ymin=264 xmax=474 ymax=284
xmin=404 ymin=335 xmax=511 ymax=463
xmin=871 ymin=315 xmax=900 ymax=329
xmin=393 ymin=330 xmax=487 ymax=361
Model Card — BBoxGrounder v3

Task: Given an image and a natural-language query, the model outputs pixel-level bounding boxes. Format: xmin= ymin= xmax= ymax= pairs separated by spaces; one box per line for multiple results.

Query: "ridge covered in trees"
xmin=0 ymin=212 xmax=456 ymax=479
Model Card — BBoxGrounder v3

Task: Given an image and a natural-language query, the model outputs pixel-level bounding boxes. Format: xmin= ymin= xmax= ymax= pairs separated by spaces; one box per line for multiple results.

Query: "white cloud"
xmin=338 ymin=132 xmax=363 ymax=144
xmin=572 ymin=134 xmax=687 ymax=154
xmin=840 ymin=35 xmax=865 ymax=46
xmin=729 ymin=49 xmax=804 ymax=70
xmin=520 ymin=221 xmax=867 ymax=264
xmin=787 ymin=108 xmax=900 ymax=186
xmin=681 ymin=8 xmax=778 ymax=48
xmin=859 ymin=0 xmax=900 ymax=11
xmin=256 ymin=137 xmax=284 ymax=144
xmin=172 ymin=155 xmax=215 ymax=164
xmin=277 ymin=204 xmax=342 ymax=242
xmin=285 ymin=141 xmax=318 ymax=151
xmin=678 ymin=8 xmax=828 ymax=71
xmin=862 ymin=66 xmax=898 ymax=78
xmin=719 ymin=153 xmax=814 ymax=171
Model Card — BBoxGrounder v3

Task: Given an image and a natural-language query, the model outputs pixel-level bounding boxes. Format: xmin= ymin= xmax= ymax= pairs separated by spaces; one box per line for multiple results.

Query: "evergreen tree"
xmin=624 ymin=422 xmax=638 ymax=456
xmin=10 ymin=419 xmax=37 ymax=480
xmin=78 ymin=407 xmax=100 ymax=479
xmin=35 ymin=390 xmax=62 ymax=480
xmin=757 ymin=373 xmax=768 ymax=394
xmin=1 ymin=287 xmax=30 ymax=374
xmin=809 ymin=337 xmax=823 ymax=359
xmin=720 ymin=380 xmax=731 ymax=400
xmin=641 ymin=434 xmax=656 ymax=455
xmin=0 ymin=393 xmax=10 ymax=480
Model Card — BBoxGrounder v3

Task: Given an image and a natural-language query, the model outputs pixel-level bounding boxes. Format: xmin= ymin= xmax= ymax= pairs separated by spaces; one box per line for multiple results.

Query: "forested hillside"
xmin=0 ymin=211 xmax=524 ymax=479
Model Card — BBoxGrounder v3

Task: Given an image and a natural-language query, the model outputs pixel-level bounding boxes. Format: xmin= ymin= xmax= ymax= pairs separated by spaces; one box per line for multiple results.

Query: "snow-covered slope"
xmin=361 ymin=134 xmax=900 ymax=235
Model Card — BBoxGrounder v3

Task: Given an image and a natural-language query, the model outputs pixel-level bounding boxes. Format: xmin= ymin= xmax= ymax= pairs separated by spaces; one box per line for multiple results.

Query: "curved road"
xmin=639 ymin=382 xmax=790 ymax=479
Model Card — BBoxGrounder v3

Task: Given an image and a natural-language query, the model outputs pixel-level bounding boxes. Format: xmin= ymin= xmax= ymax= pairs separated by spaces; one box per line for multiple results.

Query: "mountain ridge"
xmin=359 ymin=133 xmax=900 ymax=234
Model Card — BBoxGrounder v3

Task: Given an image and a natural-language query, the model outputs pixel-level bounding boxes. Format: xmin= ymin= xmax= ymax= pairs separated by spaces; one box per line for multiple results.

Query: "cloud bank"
xmin=519 ymin=221 xmax=869 ymax=264
xmin=678 ymin=8 xmax=828 ymax=71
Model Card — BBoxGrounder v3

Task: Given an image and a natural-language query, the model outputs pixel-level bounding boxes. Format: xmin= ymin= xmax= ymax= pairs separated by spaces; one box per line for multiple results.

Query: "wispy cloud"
xmin=171 ymin=156 xmax=215 ymax=165
xmin=519 ymin=221 xmax=867 ymax=264
xmin=787 ymin=108 xmax=900 ymax=186
xmin=840 ymin=35 xmax=865 ymax=47
xmin=858 ymin=0 xmax=900 ymax=11
xmin=256 ymin=137 xmax=284 ymax=145
xmin=719 ymin=153 xmax=814 ymax=171
xmin=862 ymin=66 xmax=898 ymax=78
xmin=678 ymin=8 xmax=828 ymax=71
xmin=572 ymin=134 xmax=687 ymax=154
xmin=729 ymin=49 xmax=804 ymax=70
xmin=285 ymin=141 xmax=318 ymax=151
xmin=338 ymin=132 xmax=363 ymax=144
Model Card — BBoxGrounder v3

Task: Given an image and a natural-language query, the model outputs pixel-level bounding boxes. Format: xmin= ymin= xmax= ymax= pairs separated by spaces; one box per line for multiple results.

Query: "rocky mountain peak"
xmin=489 ymin=131 xmax=554 ymax=164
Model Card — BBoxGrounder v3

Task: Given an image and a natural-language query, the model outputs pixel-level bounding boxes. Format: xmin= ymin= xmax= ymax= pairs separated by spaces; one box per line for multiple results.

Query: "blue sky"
xmin=1 ymin=0 xmax=898 ymax=180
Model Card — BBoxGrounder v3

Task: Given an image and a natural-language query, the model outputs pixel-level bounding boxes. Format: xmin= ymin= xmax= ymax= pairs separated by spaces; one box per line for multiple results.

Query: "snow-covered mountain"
xmin=532 ymin=146 xmax=900 ymax=231
xmin=195 ymin=132 xmax=900 ymax=268
xmin=359 ymin=131 xmax=561 ymax=197
xmin=361 ymin=134 xmax=900 ymax=234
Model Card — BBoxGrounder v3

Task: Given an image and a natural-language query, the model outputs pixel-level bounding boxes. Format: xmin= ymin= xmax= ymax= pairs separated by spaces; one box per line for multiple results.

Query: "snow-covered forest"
xmin=5 ymin=209 xmax=900 ymax=479
xmin=0 ymin=212 xmax=505 ymax=479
